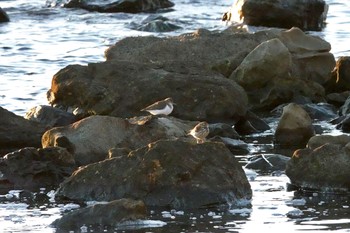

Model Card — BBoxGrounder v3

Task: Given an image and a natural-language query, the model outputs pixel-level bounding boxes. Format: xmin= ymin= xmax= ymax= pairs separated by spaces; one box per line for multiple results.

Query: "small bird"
xmin=141 ymin=97 xmax=174 ymax=116
xmin=188 ymin=121 xmax=210 ymax=144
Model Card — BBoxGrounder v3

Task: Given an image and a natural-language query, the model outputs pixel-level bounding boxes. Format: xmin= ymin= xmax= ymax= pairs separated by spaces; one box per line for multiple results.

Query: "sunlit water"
xmin=1 ymin=0 xmax=350 ymax=232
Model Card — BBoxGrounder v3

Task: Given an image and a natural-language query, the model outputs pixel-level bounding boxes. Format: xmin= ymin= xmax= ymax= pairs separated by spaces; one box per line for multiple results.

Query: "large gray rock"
xmin=0 ymin=107 xmax=46 ymax=156
xmin=307 ymin=134 xmax=350 ymax=150
xmin=286 ymin=141 xmax=350 ymax=192
xmin=223 ymin=0 xmax=328 ymax=31
xmin=55 ymin=140 xmax=252 ymax=209
xmin=52 ymin=199 xmax=147 ymax=231
xmin=47 ymin=60 xmax=248 ymax=123
xmin=0 ymin=147 xmax=75 ymax=191
xmin=275 ymin=103 xmax=315 ymax=146
xmin=63 ymin=0 xmax=174 ymax=13
xmin=42 ymin=115 xmax=198 ymax=165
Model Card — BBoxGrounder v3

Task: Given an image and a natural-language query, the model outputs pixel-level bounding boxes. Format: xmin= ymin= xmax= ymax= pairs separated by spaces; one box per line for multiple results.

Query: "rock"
xmin=0 ymin=107 xmax=46 ymax=156
xmin=24 ymin=105 xmax=78 ymax=129
xmin=208 ymin=123 xmax=240 ymax=139
xmin=307 ymin=134 xmax=350 ymax=150
xmin=277 ymin=27 xmax=335 ymax=85
xmin=234 ymin=111 xmax=270 ymax=135
xmin=230 ymin=28 xmax=333 ymax=110
xmin=52 ymin=199 xmax=146 ymax=231
xmin=47 ymin=60 xmax=248 ymax=123
xmin=275 ymin=103 xmax=315 ymax=146
xmin=211 ymin=136 xmax=250 ymax=155
xmin=325 ymin=57 xmax=350 ymax=93
xmin=55 ymin=140 xmax=252 ymax=209
xmin=0 ymin=147 xmax=75 ymax=191
xmin=224 ymin=0 xmax=328 ymax=31
xmin=335 ymin=115 xmax=350 ymax=133
xmin=42 ymin=115 xmax=197 ymax=165
xmin=0 ymin=7 xmax=9 ymax=23
xmin=302 ymin=103 xmax=337 ymax=121
xmin=286 ymin=142 xmax=350 ymax=192
xmin=231 ymin=38 xmax=293 ymax=91
xmin=339 ymin=95 xmax=350 ymax=116
xmin=63 ymin=0 xmax=174 ymax=13
xmin=245 ymin=154 xmax=290 ymax=173
xmin=326 ymin=91 xmax=350 ymax=107
xmin=129 ymin=15 xmax=181 ymax=32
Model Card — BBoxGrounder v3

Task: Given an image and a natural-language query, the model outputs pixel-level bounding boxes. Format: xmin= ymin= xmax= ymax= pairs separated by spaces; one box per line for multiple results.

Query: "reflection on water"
xmin=1 ymin=0 xmax=350 ymax=232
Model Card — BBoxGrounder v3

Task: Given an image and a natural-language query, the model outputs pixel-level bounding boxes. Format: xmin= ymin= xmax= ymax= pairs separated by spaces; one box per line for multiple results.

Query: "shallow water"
xmin=1 ymin=0 xmax=350 ymax=232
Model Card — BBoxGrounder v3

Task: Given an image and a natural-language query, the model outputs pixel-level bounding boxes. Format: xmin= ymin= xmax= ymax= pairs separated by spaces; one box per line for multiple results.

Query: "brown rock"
xmin=55 ymin=140 xmax=252 ymax=209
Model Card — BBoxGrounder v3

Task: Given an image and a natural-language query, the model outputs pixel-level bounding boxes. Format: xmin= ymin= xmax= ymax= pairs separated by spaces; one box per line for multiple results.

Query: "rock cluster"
xmin=3 ymin=0 xmax=350 ymax=230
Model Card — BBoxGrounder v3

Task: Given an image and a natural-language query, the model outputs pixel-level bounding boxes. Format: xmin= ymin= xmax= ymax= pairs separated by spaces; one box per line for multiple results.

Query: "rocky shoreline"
xmin=1 ymin=0 xmax=350 ymax=231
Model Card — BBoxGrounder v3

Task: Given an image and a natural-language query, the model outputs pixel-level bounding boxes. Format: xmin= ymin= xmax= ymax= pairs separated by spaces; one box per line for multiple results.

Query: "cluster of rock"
xmin=2 ymin=0 xmax=350 ymax=230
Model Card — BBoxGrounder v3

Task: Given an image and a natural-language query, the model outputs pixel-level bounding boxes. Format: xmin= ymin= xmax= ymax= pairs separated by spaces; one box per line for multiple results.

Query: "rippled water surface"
xmin=1 ymin=0 xmax=350 ymax=232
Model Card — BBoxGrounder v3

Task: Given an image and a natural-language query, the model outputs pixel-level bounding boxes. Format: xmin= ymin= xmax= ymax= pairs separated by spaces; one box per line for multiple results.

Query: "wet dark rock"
xmin=63 ymin=0 xmax=174 ymax=13
xmin=325 ymin=57 xmax=350 ymax=93
xmin=52 ymin=199 xmax=147 ymax=231
xmin=335 ymin=115 xmax=350 ymax=133
xmin=0 ymin=107 xmax=46 ymax=156
xmin=129 ymin=15 xmax=181 ymax=32
xmin=47 ymin=60 xmax=248 ymax=123
xmin=245 ymin=154 xmax=290 ymax=173
xmin=24 ymin=105 xmax=78 ymax=129
xmin=209 ymin=136 xmax=249 ymax=155
xmin=0 ymin=147 xmax=75 ymax=191
xmin=302 ymin=103 xmax=337 ymax=121
xmin=234 ymin=111 xmax=270 ymax=135
xmin=208 ymin=123 xmax=240 ymax=139
xmin=0 ymin=7 xmax=9 ymax=23
xmin=275 ymin=103 xmax=315 ymax=147
xmin=42 ymin=115 xmax=197 ymax=166
xmin=286 ymin=142 xmax=350 ymax=192
xmin=339 ymin=95 xmax=350 ymax=116
xmin=223 ymin=0 xmax=328 ymax=31
xmin=326 ymin=91 xmax=350 ymax=107
xmin=56 ymin=140 xmax=252 ymax=209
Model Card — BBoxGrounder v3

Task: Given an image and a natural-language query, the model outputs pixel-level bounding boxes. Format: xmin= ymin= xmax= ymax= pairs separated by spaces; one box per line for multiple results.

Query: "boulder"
xmin=24 ymin=105 xmax=78 ymax=129
xmin=223 ymin=0 xmax=328 ymax=31
xmin=245 ymin=154 xmax=290 ymax=173
xmin=0 ymin=7 xmax=9 ymax=23
xmin=47 ymin=60 xmax=248 ymax=123
xmin=52 ymin=199 xmax=146 ymax=231
xmin=0 ymin=147 xmax=75 ymax=191
xmin=335 ymin=115 xmax=350 ymax=133
xmin=0 ymin=107 xmax=46 ymax=156
xmin=42 ymin=115 xmax=197 ymax=165
xmin=277 ymin=27 xmax=335 ymax=85
xmin=275 ymin=103 xmax=315 ymax=146
xmin=229 ymin=27 xmax=333 ymax=110
xmin=325 ymin=56 xmax=350 ymax=93
xmin=307 ymin=134 xmax=350 ymax=150
xmin=286 ymin=142 xmax=350 ymax=192
xmin=63 ymin=0 xmax=174 ymax=13
xmin=55 ymin=140 xmax=252 ymax=209
xmin=326 ymin=91 xmax=350 ymax=107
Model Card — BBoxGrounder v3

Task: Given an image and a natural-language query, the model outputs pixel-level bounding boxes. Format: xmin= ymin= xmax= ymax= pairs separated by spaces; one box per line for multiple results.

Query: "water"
xmin=1 ymin=0 xmax=350 ymax=232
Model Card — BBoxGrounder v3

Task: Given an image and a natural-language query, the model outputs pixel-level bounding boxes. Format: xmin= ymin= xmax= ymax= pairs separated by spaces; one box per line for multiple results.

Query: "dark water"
xmin=1 ymin=1 xmax=350 ymax=232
